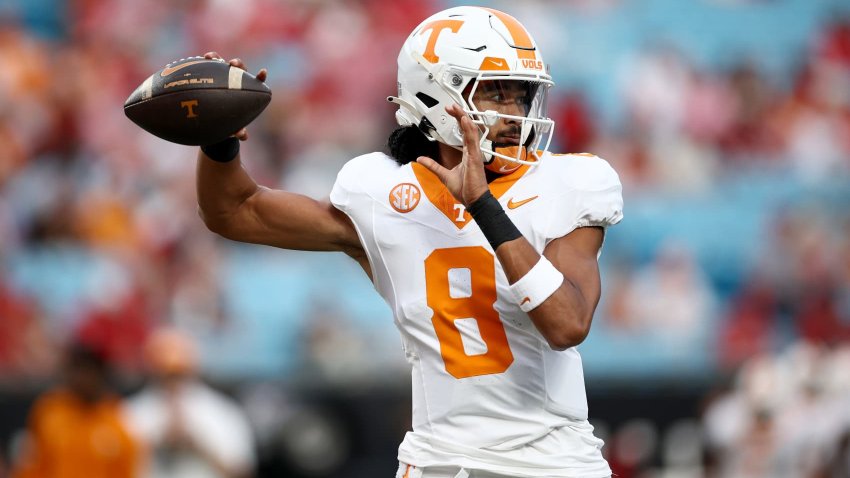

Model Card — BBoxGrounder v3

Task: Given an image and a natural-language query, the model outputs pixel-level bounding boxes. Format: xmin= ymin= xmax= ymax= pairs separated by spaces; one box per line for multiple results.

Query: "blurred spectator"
xmin=298 ymin=304 xmax=371 ymax=385
xmin=717 ymin=61 xmax=778 ymax=158
xmin=11 ymin=342 xmax=141 ymax=478
xmin=606 ymin=419 xmax=659 ymax=478
xmin=703 ymin=342 xmax=850 ymax=477
xmin=779 ymin=61 xmax=850 ymax=181
xmin=552 ymin=90 xmax=597 ymax=153
xmin=620 ymin=241 xmax=716 ymax=341
xmin=125 ymin=327 xmax=256 ymax=478
xmin=623 ymin=43 xmax=691 ymax=141
xmin=617 ymin=43 xmax=726 ymax=192
xmin=718 ymin=275 xmax=778 ymax=369
xmin=0 ymin=281 xmax=56 ymax=379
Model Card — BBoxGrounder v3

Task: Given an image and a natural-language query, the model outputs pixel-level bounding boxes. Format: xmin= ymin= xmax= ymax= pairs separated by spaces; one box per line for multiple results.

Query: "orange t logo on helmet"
xmin=420 ymin=19 xmax=464 ymax=63
xmin=482 ymin=8 xmax=537 ymax=60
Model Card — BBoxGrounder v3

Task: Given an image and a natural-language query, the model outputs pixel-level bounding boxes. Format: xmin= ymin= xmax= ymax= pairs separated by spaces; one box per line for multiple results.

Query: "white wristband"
xmin=509 ymin=256 xmax=565 ymax=312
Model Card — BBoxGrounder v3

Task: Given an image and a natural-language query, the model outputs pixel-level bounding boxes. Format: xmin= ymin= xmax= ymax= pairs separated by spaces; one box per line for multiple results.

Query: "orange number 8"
xmin=424 ymin=246 xmax=514 ymax=379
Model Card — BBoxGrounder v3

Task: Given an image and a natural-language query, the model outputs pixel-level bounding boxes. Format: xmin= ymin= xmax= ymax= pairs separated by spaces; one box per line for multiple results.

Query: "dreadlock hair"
xmin=387 ymin=125 xmax=440 ymax=166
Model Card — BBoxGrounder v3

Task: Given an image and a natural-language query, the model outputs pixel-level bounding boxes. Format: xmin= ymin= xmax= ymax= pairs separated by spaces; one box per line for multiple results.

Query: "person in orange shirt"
xmin=12 ymin=342 xmax=141 ymax=478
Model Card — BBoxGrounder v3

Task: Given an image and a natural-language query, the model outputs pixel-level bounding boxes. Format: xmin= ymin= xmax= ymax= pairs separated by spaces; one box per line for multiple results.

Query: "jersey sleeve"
xmin=544 ymin=155 xmax=624 ymax=242
xmin=327 ymin=153 xmax=394 ymax=298
xmin=329 ymin=158 xmax=359 ymax=214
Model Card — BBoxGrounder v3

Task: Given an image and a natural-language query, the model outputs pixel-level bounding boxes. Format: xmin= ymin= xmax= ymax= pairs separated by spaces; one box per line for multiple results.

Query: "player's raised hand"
xmin=416 ymin=103 xmax=490 ymax=207
xmin=203 ymin=52 xmax=268 ymax=141
xmin=203 ymin=51 xmax=267 ymax=82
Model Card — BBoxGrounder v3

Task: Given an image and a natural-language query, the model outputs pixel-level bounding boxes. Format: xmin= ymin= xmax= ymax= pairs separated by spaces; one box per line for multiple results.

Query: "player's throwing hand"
xmin=202 ymin=51 xmax=268 ymax=141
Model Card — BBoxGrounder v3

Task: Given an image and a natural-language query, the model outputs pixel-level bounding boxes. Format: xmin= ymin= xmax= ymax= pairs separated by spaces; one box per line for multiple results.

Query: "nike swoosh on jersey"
xmin=507 ymin=196 xmax=539 ymax=209
xmin=160 ymin=60 xmax=207 ymax=77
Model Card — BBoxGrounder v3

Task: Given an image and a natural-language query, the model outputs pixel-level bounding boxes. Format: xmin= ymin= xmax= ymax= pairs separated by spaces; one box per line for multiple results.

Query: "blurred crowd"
xmin=703 ymin=342 xmax=850 ymax=477
xmin=0 ymin=0 xmax=849 ymax=476
xmin=9 ymin=329 xmax=257 ymax=478
xmin=0 ymin=0 xmax=438 ymax=380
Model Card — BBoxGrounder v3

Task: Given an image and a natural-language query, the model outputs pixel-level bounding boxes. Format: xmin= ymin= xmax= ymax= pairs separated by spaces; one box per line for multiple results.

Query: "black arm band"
xmin=201 ymin=137 xmax=240 ymax=163
xmin=467 ymin=191 xmax=523 ymax=250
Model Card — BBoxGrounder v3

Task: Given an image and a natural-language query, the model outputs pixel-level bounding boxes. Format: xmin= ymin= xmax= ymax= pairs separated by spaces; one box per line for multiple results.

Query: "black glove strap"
xmin=201 ymin=137 xmax=240 ymax=163
xmin=467 ymin=191 xmax=523 ymax=250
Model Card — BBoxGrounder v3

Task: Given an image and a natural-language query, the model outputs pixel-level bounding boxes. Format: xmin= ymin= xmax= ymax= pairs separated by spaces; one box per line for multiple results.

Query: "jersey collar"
xmin=410 ymin=162 xmax=531 ymax=230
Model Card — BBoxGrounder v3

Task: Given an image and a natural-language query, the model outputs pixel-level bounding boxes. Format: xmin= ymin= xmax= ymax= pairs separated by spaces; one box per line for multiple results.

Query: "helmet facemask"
xmin=463 ymin=75 xmax=553 ymax=173
xmin=399 ymin=56 xmax=554 ymax=174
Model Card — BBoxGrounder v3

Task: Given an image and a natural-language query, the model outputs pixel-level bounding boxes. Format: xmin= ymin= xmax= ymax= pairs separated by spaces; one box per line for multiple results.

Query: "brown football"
xmin=124 ymin=57 xmax=272 ymax=146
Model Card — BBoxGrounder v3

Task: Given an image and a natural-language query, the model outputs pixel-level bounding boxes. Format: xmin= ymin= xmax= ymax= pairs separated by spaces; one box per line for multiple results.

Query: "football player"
xmin=197 ymin=6 xmax=622 ymax=478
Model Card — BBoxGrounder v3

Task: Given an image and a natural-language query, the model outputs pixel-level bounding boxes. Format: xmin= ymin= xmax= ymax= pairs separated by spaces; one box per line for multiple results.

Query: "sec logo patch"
xmin=390 ymin=183 xmax=421 ymax=213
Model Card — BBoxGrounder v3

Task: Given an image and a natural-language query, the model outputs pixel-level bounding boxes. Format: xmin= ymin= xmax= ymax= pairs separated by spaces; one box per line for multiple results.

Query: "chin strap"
xmin=480 ymin=139 xmax=495 ymax=163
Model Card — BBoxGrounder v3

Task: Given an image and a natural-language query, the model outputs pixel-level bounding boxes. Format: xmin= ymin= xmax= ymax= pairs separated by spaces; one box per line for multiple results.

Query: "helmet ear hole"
xmin=415 ymin=93 xmax=439 ymax=109
xmin=418 ymin=117 xmax=437 ymax=137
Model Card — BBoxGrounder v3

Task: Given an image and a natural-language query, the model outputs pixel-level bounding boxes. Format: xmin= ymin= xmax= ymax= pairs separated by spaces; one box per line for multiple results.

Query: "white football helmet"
xmin=388 ymin=6 xmax=555 ymax=174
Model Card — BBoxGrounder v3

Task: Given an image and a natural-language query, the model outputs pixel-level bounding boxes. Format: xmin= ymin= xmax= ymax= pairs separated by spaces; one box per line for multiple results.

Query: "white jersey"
xmin=125 ymin=381 xmax=256 ymax=478
xmin=330 ymin=151 xmax=623 ymax=477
